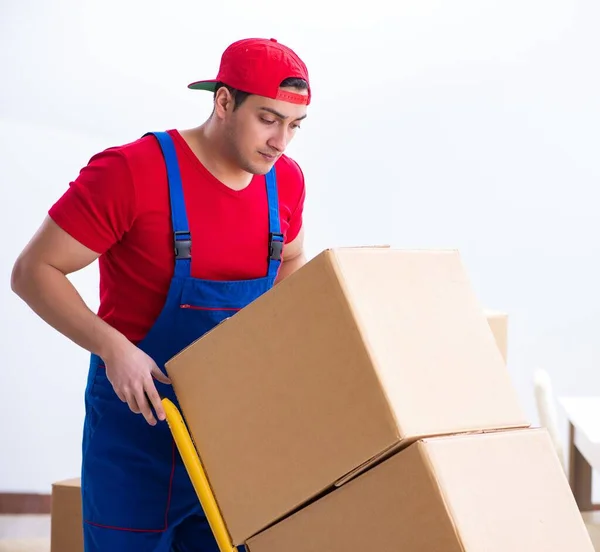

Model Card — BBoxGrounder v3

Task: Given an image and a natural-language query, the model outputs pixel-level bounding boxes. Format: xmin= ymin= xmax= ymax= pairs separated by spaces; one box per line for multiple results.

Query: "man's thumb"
xmin=152 ymin=365 xmax=172 ymax=385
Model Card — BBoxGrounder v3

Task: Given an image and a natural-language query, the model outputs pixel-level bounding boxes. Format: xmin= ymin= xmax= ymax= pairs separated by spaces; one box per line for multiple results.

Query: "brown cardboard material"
xmin=50 ymin=478 xmax=83 ymax=552
xmin=165 ymin=247 xmax=530 ymax=544
xmin=485 ymin=309 xmax=508 ymax=362
xmin=246 ymin=428 xmax=595 ymax=552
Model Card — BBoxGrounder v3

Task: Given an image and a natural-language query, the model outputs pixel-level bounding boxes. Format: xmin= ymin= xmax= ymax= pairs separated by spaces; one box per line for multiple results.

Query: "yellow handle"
xmin=162 ymin=397 xmax=238 ymax=552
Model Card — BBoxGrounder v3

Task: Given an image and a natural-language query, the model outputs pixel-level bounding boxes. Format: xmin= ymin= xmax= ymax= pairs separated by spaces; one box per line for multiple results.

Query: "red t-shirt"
xmin=48 ymin=129 xmax=306 ymax=343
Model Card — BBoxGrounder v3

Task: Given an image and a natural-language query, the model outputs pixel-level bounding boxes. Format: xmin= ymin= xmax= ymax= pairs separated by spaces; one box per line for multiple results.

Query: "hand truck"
xmin=162 ymin=397 xmax=238 ymax=552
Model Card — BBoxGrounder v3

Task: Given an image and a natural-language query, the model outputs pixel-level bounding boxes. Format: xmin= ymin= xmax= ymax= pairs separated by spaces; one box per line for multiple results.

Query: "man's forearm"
xmin=11 ymin=261 xmax=129 ymax=360
xmin=276 ymin=252 xmax=307 ymax=284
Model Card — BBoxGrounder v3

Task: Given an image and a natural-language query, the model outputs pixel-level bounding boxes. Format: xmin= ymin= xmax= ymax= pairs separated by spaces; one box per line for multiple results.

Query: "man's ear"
xmin=214 ymin=88 xmax=233 ymax=119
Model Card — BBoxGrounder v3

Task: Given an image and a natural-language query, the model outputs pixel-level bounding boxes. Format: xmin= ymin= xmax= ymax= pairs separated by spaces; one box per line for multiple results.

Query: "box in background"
xmin=50 ymin=477 xmax=83 ymax=552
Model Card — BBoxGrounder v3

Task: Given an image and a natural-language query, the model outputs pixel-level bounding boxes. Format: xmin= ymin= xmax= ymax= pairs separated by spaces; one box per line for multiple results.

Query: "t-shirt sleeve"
xmin=48 ymin=148 xmax=136 ymax=255
xmin=286 ymin=159 xmax=306 ymax=243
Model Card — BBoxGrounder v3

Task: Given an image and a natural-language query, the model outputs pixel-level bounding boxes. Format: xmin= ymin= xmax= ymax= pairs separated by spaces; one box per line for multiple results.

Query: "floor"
xmin=585 ymin=511 xmax=600 ymax=549
xmin=2 ymin=512 xmax=600 ymax=551
xmin=0 ymin=516 xmax=50 ymax=552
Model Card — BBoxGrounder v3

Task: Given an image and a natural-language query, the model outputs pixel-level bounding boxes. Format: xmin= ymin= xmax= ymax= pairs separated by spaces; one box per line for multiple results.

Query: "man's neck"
xmin=179 ymin=123 xmax=253 ymax=191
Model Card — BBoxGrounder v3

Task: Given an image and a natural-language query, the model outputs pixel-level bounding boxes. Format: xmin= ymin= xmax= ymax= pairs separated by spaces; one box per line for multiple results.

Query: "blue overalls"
xmin=81 ymin=131 xmax=284 ymax=552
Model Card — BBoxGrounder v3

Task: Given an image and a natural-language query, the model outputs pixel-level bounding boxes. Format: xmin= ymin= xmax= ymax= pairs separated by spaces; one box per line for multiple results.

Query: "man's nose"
xmin=268 ymin=129 xmax=288 ymax=152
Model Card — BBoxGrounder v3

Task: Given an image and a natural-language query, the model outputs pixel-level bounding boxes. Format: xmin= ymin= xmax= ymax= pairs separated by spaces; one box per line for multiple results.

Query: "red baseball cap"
xmin=188 ymin=37 xmax=311 ymax=106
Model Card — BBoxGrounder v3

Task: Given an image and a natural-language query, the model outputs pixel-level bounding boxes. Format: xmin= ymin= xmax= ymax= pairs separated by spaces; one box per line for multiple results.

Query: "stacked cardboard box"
xmin=44 ymin=310 xmax=508 ymax=549
xmin=245 ymin=427 xmax=592 ymax=552
xmin=165 ymin=247 xmax=593 ymax=551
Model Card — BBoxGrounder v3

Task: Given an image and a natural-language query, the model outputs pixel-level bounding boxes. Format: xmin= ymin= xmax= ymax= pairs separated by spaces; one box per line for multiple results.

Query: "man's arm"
xmin=276 ymin=227 xmax=307 ymax=283
xmin=11 ymin=216 xmax=169 ymax=425
xmin=11 ymin=216 xmax=129 ymax=358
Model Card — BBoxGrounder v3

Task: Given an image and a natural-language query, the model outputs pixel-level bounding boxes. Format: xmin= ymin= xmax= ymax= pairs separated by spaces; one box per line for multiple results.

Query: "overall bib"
xmin=81 ymin=131 xmax=284 ymax=552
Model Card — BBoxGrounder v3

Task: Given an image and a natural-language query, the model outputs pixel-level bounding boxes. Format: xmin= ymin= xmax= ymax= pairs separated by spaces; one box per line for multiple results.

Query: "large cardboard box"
xmin=246 ymin=428 xmax=595 ymax=552
xmin=50 ymin=478 xmax=83 ymax=552
xmin=166 ymin=248 xmax=529 ymax=544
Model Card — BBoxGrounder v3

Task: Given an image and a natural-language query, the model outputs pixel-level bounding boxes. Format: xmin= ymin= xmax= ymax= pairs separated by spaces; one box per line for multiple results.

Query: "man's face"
xmin=222 ymin=87 xmax=308 ymax=175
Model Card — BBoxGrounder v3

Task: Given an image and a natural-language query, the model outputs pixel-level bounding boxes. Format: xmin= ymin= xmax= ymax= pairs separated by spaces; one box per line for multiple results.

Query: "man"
xmin=11 ymin=37 xmax=311 ymax=552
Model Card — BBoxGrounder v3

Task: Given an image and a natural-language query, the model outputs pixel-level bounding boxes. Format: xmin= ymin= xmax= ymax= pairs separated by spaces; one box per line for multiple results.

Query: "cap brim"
xmin=187 ymin=79 xmax=218 ymax=91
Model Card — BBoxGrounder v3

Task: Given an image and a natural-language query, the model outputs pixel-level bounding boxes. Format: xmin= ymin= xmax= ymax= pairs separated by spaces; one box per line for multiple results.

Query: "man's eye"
xmin=260 ymin=117 xmax=275 ymax=125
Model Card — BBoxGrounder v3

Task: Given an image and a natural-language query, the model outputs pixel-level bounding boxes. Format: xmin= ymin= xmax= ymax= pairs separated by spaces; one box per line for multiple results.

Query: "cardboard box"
xmin=485 ymin=309 xmax=508 ymax=362
xmin=50 ymin=478 xmax=83 ymax=552
xmin=246 ymin=428 xmax=595 ymax=552
xmin=166 ymin=248 xmax=529 ymax=544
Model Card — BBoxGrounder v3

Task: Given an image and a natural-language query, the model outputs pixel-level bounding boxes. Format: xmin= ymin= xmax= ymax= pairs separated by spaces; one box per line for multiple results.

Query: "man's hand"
xmin=102 ymin=340 xmax=171 ymax=426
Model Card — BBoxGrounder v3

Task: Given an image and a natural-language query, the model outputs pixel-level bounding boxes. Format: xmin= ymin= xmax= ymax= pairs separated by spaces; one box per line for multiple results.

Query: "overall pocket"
xmin=82 ymin=365 xmax=175 ymax=531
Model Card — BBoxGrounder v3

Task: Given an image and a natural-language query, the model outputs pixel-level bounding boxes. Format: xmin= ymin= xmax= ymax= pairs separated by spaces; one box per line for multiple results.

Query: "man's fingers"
xmin=125 ymin=391 xmax=141 ymax=414
xmin=145 ymin=379 xmax=166 ymax=422
xmin=134 ymin=388 xmax=157 ymax=426
xmin=114 ymin=388 xmax=127 ymax=403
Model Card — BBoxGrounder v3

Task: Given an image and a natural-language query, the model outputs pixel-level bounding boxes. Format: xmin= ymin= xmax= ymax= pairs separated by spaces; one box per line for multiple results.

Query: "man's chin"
xmin=245 ymin=160 xmax=276 ymax=176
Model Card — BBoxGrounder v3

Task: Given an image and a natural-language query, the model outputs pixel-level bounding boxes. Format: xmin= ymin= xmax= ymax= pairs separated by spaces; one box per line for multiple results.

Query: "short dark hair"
xmin=214 ymin=77 xmax=309 ymax=110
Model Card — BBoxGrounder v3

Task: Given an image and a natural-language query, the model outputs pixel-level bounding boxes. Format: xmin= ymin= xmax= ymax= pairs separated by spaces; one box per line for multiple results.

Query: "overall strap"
xmin=265 ymin=166 xmax=283 ymax=280
xmin=144 ymin=131 xmax=191 ymax=278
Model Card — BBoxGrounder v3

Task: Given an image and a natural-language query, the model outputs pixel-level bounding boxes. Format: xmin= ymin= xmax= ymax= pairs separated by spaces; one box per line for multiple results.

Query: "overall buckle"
xmin=269 ymin=232 xmax=284 ymax=261
xmin=174 ymin=231 xmax=192 ymax=260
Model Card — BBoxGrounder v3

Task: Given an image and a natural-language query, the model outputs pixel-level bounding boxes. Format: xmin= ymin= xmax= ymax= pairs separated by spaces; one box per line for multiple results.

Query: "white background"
xmin=1 ymin=0 xmax=599 ymax=493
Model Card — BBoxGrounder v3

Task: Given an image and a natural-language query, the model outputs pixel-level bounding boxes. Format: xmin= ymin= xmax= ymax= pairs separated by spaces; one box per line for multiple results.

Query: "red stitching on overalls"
xmin=83 ymin=520 xmax=165 ymax=533
xmin=180 ymin=304 xmax=240 ymax=311
xmin=164 ymin=438 xmax=176 ymax=528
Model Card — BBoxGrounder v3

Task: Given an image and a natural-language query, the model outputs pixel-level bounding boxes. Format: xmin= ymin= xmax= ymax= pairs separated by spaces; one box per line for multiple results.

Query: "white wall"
xmin=2 ymin=0 xmax=600 ymax=493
